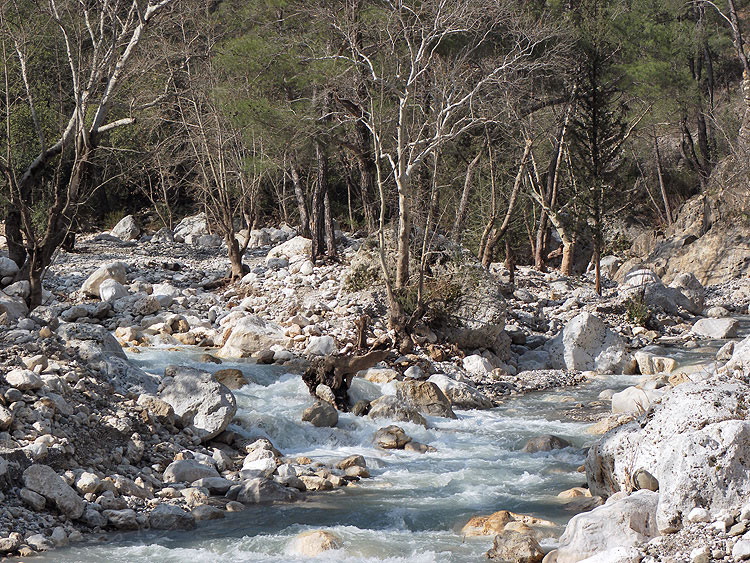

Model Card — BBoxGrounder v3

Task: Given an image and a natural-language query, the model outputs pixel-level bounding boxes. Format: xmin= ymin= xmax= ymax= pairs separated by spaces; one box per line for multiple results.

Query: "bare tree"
xmin=0 ymin=0 xmax=175 ymax=307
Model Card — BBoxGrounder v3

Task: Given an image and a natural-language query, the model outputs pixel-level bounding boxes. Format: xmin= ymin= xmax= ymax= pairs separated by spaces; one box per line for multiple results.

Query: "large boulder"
xmin=725 ymin=334 xmax=750 ymax=377
xmin=691 ymin=318 xmax=739 ymax=340
xmin=81 ymin=262 xmax=127 ymax=298
xmin=395 ymin=380 xmax=456 ymax=419
xmin=218 ymin=315 xmax=286 ymax=358
xmin=611 ymin=386 xmax=664 ymax=415
xmin=656 ymin=420 xmax=750 ymax=533
xmin=556 ymin=491 xmax=659 ymax=563
xmin=98 ymin=279 xmax=128 ymax=303
xmin=236 ymin=478 xmax=301 ymax=504
xmin=110 ymin=215 xmax=140 ymax=241
xmin=173 ymin=213 xmax=208 ymax=243
xmin=634 ymin=346 xmax=677 ymax=375
xmin=159 ymin=366 xmax=237 ymax=442
xmin=56 ymin=323 xmax=125 ymax=360
xmin=304 ymin=335 xmax=338 ymax=356
xmin=620 ymin=268 xmax=701 ymax=315
xmin=544 ymin=312 xmax=633 ymax=374
xmin=486 ymin=530 xmax=544 ymax=562
xmin=427 ymin=374 xmax=492 ymax=409
xmin=0 ymin=256 xmax=19 ymax=278
xmin=0 ymin=291 xmax=28 ymax=321
xmin=267 ymin=236 xmax=312 ymax=260
xmin=669 ymin=272 xmax=705 ymax=312
xmin=586 ymin=380 xmax=750 ymax=501
xmin=23 ymin=464 xmax=85 ymax=520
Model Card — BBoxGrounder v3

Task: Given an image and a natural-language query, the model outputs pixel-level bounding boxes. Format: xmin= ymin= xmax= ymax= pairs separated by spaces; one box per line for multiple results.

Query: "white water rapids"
xmin=30 ymin=347 xmax=682 ymax=562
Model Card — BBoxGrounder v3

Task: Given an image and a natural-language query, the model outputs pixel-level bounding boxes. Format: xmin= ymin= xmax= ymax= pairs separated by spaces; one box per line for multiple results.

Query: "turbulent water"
xmin=34 ymin=349 xmax=650 ymax=562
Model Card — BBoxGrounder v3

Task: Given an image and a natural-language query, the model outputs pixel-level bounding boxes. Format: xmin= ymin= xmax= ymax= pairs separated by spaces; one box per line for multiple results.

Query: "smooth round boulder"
xmin=149 ymin=503 xmax=196 ymax=530
xmin=486 ymin=530 xmax=544 ymax=562
xmin=374 ymin=425 xmax=411 ymax=449
xmin=522 ymin=434 xmax=571 ymax=453
xmin=301 ymin=401 xmax=338 ymax=428
xmin=162 ymin=459 xmax=219 ymax=484
xmin=213 ymin=368 xmax=248 ymax=390
xmin=287 ymin=530 xmax=342 ymax=556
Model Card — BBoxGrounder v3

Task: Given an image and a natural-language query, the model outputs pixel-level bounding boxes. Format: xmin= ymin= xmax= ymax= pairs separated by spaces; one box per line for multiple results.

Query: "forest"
xmin=1 ymin=0 xmax=749 ymax=308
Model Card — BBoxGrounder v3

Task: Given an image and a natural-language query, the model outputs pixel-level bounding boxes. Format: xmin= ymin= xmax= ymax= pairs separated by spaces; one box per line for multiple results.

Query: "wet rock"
xmin=428 ymin=374 xmax=492 ymax=410
xmin=461 ymin=510 xmax=556 ymax=537
xmin=23 ymin=464 xmax=84 ymax=519
xmin=522 ymin=435 xmax=571 ymax=453
xmin=403 ymin=441 xmax=435 ymax=453
xmin=556 ymin=490 xmax=659 ymax=563
xmin=352 ymin=400 xmax=371 ymax=416
xmin=301 ymin=401 xmax=338 ymax=428
xmin=103 ymin=508 xmax=139 ymax=530
xmin=149 ymin=503 xmax=196 ymax=530
xmin=81 ymin=262 xmax=127 ymax=298
xmin=368 ymin=395 xmax=427 ymax=427
xmin=486 ymin=530 xmax=544 ymax=562
xmin=163 ymin=459 xmax=220 ymax=484
xmin=213 ymin=368 xmax=248 ymax=390
xmin=544 ymin=313 xmax=633 ymax=374
xmin=287 ymin=530 xmax=342 ymax=557
xmin=236 ymin=477 xmax=301 ymax=504
xmin=160 ymin=365 xmax=237 ymax=442
xmin=395 ymin=380 xmax=456 ymax=419
xmin=336 ymin=455 xmax=366 ymax=470
xmin=192 ymin=505 xmax=225 ymax=521
xmin=374 ymin=425 xmax=411 ymax=449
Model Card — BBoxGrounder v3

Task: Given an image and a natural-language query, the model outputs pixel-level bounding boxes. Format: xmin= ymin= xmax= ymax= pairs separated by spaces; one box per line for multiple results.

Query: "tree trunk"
xmin=324 ymin=189 xmax=336 ymax=260
xmin=226 ymin=234 xmax=244 ymax=281
xmin=290 ymin=164 xmax=311 ymax=238
xmin=653 ymin=133 xmax=672 ymax=225
xmin=311 ymin=139 xmax=327 ymax=262
xmin=560 ymin=239 xmax=575 ymax=276
xmin=505 ymin=238 xmax=515 ymax=286
xmin=452 ymin=145 xmax=483 ymax=243
xmin=395 ymin=175 xmax=411 ymax=289
xmin=5 ymin=209 xmax=26 ymax=269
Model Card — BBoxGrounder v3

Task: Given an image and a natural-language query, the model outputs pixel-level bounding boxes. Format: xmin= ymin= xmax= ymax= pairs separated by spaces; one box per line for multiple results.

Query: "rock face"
xmin=427 ymin=374 xmax=492 ymax=409
xmin=110 ymin=215 xmax=140 ymax=240
xmin=544 ymin=312 xmax=633 ymax=374
xmin=218 ymin=315 xmax=286 ymax=358
xmin=691 ymin=318 xmax=739 ymax=339
xmin=81 ymin=262 xmax=127 ymax=298
xmin=301 ymin=401 xmax=338 ymax=427
xmin=395 ymin=380 xmax=456 ymax=419
xmin=159 ymin=366 xmax=237 ymax=442
xmin=287 ymin=530 xmax=343 ymax=556
xmin=22 ymin=465 xmax=84 ymax=520
xmin=486 ymin=530 xmax=544 ymax=562
xmin=556 ymin=491 xmax=659 ymax=563
xmin=656 ymin=420 xmax=750 ymax=533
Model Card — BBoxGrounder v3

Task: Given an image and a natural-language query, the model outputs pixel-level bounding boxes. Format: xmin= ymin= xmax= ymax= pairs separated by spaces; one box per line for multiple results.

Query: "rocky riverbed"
xmin=0 ymin=214 xmax=749 ymax=561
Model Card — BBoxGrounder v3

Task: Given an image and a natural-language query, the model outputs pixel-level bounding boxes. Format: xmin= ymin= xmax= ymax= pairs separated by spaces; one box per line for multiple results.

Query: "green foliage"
xmin=626 ymin=293 xmax=652 ymax=326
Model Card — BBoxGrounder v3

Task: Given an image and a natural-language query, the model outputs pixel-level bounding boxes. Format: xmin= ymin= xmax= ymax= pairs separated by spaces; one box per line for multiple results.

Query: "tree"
xmin=0 ymin=0 xmax=175 ymax=307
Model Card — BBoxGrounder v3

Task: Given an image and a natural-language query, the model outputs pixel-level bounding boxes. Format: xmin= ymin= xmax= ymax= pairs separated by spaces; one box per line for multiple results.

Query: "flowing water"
xmin=30 ymin=325 xmax=741 ymax=562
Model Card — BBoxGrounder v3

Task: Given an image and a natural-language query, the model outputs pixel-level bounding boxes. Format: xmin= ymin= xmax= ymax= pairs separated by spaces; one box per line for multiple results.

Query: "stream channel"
xmin=30 ymin=324 xmax=744 ymax=563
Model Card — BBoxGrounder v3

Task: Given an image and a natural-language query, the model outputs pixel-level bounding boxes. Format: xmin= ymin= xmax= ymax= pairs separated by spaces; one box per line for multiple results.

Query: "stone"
xmin=522 ymin=434 xmax=571 ymax=453
xmin=20 ymin=487 xmax=47 ymax=511
xmin=149 ymin=503 xmax=196 ymax=530
xmin=368 ymin=395 xmax=428 ymax=427
xmin=611 ymin=386 xmax=659 ymax=415
xmin=395 ymin=380 xmax=456 ymax=419
xmin=103 ymin=508 xmax=139 ymax=530
xmin=192 ymin=505 xmax=225 ymax=521
xmin=690 ymin=546 xmax=710 ymax=563
xmin=236 ymin=478 xmax=301 ymax=504
xmin=461 ymin=510 xmax=556 ymax=537
xmin=717 ymin=341 xmax=736 ymax=362
xmin=669 ymin=272 xmax=705 ymax=312
xmin=631 ymin=469 xmax=659 ymax=492
xmin=734 ymin=540 xmax=750 ymax=560
xmin=544 ymin=312 xmax=633 ymax=374
xmin=691 ymin=317 xmax=739 ymax=339
xmin=301 ymin=401 xmax=338 ymax=427
xmin=163 ymin=459 xmax=220 ymax=483
xmin=634 ymin=346 xmax=677 ymax=375
xmin=577 ymin=547 xmax=643 ymax=563
xmin=336 ymin=455 xmax=366 ymax=470
xmin=81 ymin=262 xmax=127 ymax=298
xmin=75 ymin=472 xmax=101 ymax=495
xmin=0 ymin=405 xmax=12 ymax=430
xmin=427 ymin=374 xmax=492 ymax=409
xmin=192 ymin=477 xmax=233 ymax=495
xmin=4 ymin=369 xmax=42 ymax=391
xmin=98 ymin=278 xmax=128 ymax=303
xmin=599 ymin=255 xmax=622 ymax=278
xmin=556 ymin=490 xmax=659 ymax=563
xmin=486 ymin=530 xmax=544 ymax=562
xmin=267 ymin=235 xmax=312 ymax=260
xmin=110 ymin=215 xmax=140 ymax=240
xmin=463 ymin=354 xmax=494 ymax=375
xmin=213 ymin=368 xmax=248 ymax=390
xmin=56 ymin=322 xmax=126 ymax=360
xmin=0 ymin=256 xmax=19 ymax=278
xmin=656 ymin=420 xmax=750 ymax=533
xmin=304 ymin=335 xmax=338 ymax=356
xmin=621 ymin=268 xmax=702 ymax=315
xmin=287 ymin=530 xmax=342 ymax=556
xmin=23 ymin=464 xmax=85 ymax=519
xmin=0 ymin=291 xmax=28 ymax=321
xmin=218 ymin=315 xmax=286 ymax=358
xmin=160 ymin=365 xmax=237 ymax=442
xmin=374 ymin=425 xmax=411 ymax=449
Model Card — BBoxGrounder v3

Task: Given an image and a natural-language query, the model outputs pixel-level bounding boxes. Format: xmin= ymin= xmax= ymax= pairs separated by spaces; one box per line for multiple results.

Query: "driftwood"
xmin=302 ymin=349 xmax=390 ymax=411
